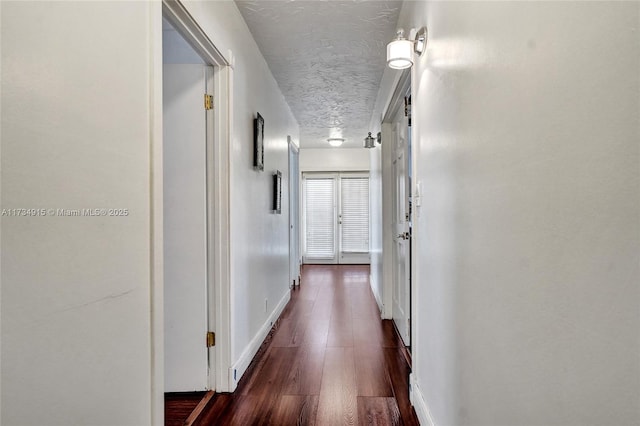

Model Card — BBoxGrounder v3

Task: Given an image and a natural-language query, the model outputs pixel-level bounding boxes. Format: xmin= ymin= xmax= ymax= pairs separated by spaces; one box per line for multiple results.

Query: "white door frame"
xmin=151 ymin=0 xmax=233 ymax=422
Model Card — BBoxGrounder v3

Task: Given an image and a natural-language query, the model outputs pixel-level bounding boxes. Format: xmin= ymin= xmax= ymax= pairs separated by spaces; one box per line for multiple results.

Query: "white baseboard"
xmin=410 ymin=373 xmax=436 ymax=426
xmin=228 ymin=289 xmax=291 ymax=391
xmin=369 ymin=273 xmax=383 ymax=316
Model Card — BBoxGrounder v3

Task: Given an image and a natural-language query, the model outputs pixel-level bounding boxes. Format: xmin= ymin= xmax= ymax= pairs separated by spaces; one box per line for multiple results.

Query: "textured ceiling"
xmin=235 ymin=0 xmax=402 ymax=148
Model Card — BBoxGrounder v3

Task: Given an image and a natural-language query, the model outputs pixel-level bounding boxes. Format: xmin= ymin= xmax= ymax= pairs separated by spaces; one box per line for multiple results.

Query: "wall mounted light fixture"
xmin=328 ymin=138 xmax=344 ymax=147
xmin=363 ymin=132 xmax=376 ymax=149
xmin=386 ymin=27 xmax=427 ymax=69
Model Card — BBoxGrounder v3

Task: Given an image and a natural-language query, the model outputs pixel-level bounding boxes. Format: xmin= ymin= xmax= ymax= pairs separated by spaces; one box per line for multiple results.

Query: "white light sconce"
xmin=363 ymin=132 xmax=375 ymax=149
xmin=328 ymin=138 xmax=344 ymax=147
xmin=386 ymin=27 xmax=427 ymax=69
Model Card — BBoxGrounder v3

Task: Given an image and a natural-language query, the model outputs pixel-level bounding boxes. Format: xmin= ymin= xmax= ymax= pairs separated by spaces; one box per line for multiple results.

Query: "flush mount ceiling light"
xmin=363 ymin=132 xmax=376 ymax=149
xmin=328 ymin=138 xmax=344 ymax=147
xmin=386 ymin=27 xmax=427 ymax=70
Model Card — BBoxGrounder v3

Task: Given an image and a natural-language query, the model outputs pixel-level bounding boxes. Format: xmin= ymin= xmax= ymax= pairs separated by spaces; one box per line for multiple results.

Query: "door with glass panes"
xmin=302 ymin=173 xmax=370 ymax=264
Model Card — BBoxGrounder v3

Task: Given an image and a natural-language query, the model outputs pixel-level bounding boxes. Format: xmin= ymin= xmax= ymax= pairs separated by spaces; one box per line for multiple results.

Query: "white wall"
xmin=180 ymin=1 xmax=299 ymax=386
xmin=1 ymin=0 xmax=300 ymax=422
xmin=300 ymin=147 xmax=370 ymax=172
xmin=1 ymin=2 xmax=156 ymax=424
xmin=373 ymin=2 xmax=640 ymax=425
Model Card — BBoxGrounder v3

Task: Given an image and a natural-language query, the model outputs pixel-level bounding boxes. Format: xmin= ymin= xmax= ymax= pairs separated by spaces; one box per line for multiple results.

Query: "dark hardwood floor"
xmin=165 ymin=392 xmax=207 ymax=426
xmin=167 ymin=264 xmax=419 ymax=425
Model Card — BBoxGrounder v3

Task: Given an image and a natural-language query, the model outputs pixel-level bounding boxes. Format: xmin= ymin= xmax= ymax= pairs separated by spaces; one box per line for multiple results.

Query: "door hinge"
xmin=204 ymin=94 xmax=214 ymax=110
xmin=206 ymin=331 xmax=216 ymax=347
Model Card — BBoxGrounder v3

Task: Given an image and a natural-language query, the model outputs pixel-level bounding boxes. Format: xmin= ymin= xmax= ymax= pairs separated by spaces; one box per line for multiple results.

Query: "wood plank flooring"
xmin=168 ymin=264 xmax=419 ymax=425
xmin=165 ymin=392 xmax=207 ymax=426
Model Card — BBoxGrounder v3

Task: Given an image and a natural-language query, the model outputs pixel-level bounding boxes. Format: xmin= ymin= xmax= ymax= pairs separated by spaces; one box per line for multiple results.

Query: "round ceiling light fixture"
xmin=328 ymin=138 xmax=344 ymax=147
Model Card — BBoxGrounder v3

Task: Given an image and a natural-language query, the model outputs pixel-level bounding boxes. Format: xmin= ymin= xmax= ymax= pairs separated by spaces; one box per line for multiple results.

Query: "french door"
xmin=303 ymin=172 xmax=370 ymax=264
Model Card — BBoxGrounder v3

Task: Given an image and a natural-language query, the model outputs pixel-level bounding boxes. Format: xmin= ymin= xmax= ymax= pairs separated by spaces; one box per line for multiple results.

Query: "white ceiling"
xmin=235 ymin=0 xmax=402 ymax=149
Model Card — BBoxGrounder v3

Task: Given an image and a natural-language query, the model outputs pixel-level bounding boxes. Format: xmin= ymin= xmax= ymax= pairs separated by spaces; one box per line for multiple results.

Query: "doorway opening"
xmin=382 ymin=71 xmax=412 ymax=351
xmin=155 ymin=3 xmax=233 ymax=423
xmin=162 ymin=15 xmax=213 ymax=393
xmin=150 ymin=0 xmax=233 ymax=424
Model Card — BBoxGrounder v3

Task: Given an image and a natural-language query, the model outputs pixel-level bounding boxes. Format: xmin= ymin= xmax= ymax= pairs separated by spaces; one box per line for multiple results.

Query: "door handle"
xmin=396 ymin=232 xmax=410 ymax=240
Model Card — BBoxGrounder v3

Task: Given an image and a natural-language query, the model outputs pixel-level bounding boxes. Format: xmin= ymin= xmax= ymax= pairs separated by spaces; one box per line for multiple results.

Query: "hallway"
xmin=169 ymin=265 xmax=418 ymax=425
xmin=3 ymin=2 xmax=638 ymax=424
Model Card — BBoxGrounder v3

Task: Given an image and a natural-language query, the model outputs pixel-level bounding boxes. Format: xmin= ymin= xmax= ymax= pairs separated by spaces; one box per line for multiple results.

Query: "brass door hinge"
xmin=206 ymin=331 xmax=215 ymax=347
xmin=204 ymin=94 xmax=214 ymax=110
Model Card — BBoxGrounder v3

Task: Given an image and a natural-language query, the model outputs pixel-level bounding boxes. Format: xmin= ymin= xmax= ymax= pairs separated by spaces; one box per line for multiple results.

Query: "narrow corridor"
xmin=168 ymin=265 xmax=418 ymax=425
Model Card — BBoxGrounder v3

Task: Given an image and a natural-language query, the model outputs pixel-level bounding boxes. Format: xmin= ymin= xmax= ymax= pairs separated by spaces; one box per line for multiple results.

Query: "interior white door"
xmin=289 ymin=140 xmax=301 ymax=285
xmin=204 ymin=65 xmax=216 ymax=389
xmin=392 ymin=103 xmax=411 ymax=347
xmin=163 ymin=62 xmax=209 ymax=391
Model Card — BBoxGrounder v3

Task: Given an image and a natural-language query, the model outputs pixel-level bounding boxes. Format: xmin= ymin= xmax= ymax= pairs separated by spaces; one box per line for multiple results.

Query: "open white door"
xmin=289 ymin=139 xmax=301 ymax=286
xmin=163 ymin=44 xmax=212 ymax=390
xmin=205 ymin=65 xmax=216 ymax=389
xmin=391 ymin=101 xmax=411 ymax=347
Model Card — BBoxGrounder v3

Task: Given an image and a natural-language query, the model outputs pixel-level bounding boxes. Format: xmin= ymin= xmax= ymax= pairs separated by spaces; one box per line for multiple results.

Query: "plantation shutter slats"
xmin=340 ymin=177 xmax=369 ymax=253
xmin=304 ymin=177 xmax=335 ymax=259
xmin=303 ymin=173 xmax=370 ymax=263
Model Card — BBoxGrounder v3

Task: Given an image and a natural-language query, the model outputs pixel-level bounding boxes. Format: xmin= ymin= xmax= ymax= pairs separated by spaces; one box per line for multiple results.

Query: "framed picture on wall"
xmin=273 ymin=170 xmax=282 ymax=214
xmin=254 ymin=113 xmax=264 ymax=171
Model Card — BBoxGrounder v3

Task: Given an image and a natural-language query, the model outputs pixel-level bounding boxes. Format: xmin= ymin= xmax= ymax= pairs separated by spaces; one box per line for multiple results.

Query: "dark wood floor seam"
xmin=184 ymin=391 xmax=214 ymax=426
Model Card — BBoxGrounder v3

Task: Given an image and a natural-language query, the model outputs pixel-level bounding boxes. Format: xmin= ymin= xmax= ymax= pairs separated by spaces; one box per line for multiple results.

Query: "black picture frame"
xmin=253 ymin=113 xmax=264 ymax=171
xmin=272 ymin=170 xmax=282 ymax=214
